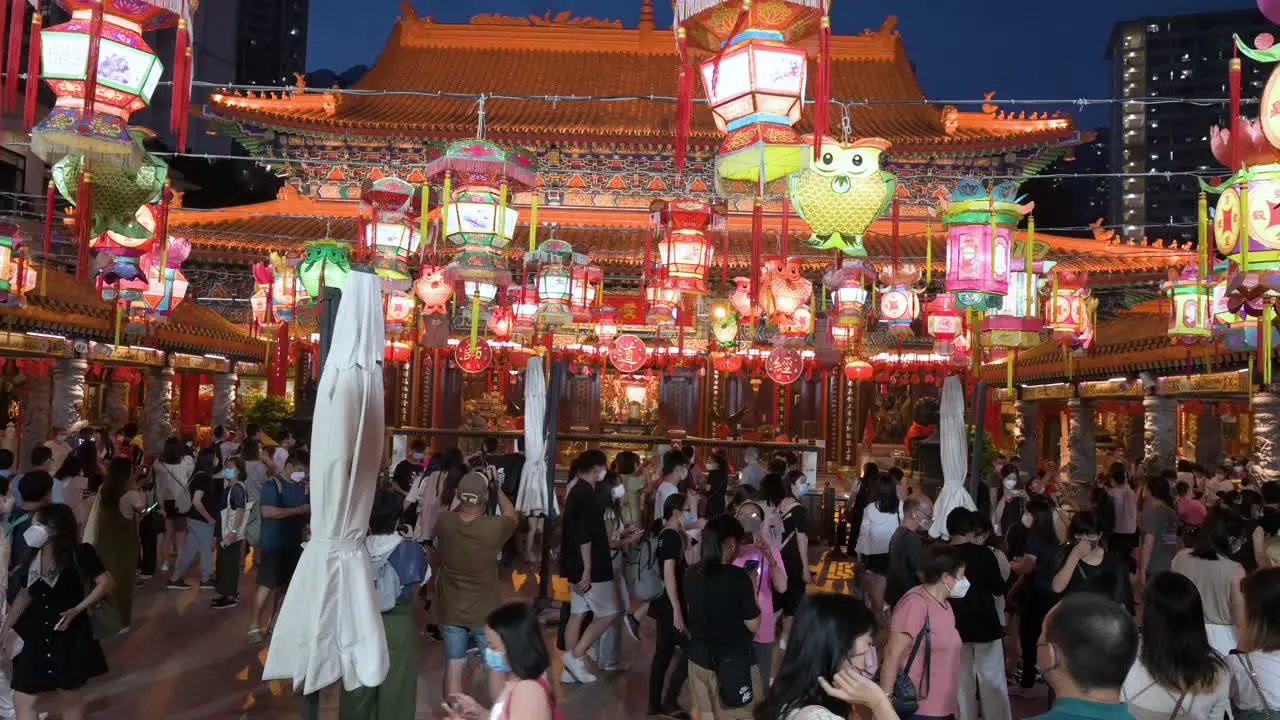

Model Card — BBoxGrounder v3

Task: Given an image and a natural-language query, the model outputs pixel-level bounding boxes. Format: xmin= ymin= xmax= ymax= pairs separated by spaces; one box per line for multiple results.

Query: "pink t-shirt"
xmin=733 ymin=544 xmax=784 ymax=644
xmin=889 ymin=588 xmax=963 ymax=718
xmin=1177 ymin=498 xmax=1208 ymax=526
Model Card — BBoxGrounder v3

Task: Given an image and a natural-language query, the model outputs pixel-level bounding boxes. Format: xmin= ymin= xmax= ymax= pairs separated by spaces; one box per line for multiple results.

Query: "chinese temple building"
xmin=158 ymin=3 xmax=1215 ymax=475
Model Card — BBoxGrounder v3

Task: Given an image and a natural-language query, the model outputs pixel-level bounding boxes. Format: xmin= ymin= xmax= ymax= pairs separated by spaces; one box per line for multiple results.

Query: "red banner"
xmin=600 ymin=292 xmax=697 ymax=327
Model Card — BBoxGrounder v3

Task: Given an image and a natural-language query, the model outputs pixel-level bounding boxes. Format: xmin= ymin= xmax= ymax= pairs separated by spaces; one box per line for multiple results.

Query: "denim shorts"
xmin=442 ymin=624 xmax=487 ymax=661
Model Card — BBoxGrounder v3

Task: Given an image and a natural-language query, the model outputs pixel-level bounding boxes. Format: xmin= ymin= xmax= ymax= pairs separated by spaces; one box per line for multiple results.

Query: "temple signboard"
xmin=171 ymin=353 xmax=231 ymax=373
xmin=1078 ymin=379 xmax=1144 ymax=399
xmin=1157 ymin=371 xmax=1250 ymax=397
xmin=1021 ymin=383 xmax=1074 ymax=401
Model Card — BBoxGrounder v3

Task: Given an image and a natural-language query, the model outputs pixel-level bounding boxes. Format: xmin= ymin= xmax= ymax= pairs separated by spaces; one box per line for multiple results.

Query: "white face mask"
xmin=949 ymin=576 xmax=971 ymax=599
xmin=1003 ymin=478 xmax=1017 ymax=490
xmin=290 ymin=471 xmax=306 ymax=482
xmin=611 ymin=484 xmax=625 ymax=500
xmin=411 ymin=452 xmax=425 ymax=462
xmin=23 ymin=524 xmax=48 ymax=549
xmin=705 ymin=462 xmax=719 ymax=471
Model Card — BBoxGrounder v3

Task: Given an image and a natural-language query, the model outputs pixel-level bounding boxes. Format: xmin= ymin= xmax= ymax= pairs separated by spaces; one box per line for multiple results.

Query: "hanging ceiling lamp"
xmin=926 ymin=293 xmax=965 ymax=356
xmin=654 ymin=198 xmax=720 ymax=296
xmin=824 ymin=262 xmax=873 ymax=328
xmin=529 ymin=238 xmax=577 ymax=328
xmin=361 ymin=177 xmax=422 ymax=282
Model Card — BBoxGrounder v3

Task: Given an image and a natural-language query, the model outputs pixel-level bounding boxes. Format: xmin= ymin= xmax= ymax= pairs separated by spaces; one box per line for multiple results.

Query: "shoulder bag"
xmin=1234 ymin=652 xmax=1280 ymax=720
xmin=889 ymin=595 xmax=932 ymax=719
xmin=72 ymin=552 xmax=122 ymax=640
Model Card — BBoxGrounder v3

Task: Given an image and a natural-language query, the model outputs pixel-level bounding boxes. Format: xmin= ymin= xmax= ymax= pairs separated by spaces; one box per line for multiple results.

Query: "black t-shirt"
xmin=886 ymin=526 xmax=924 ymax=608
xmin=559 ymin=480 xmax=613 ymax=584
xmin=705 ymin=469 xmax=729 ymax=518
xmin=780 ymin=503 xmax=809 ymax=580
xmin=1063 ymin=548 xmax=1132 ymax=611
xmin=186 ymin=471 xmax=213 ymax=522
xmin=391 ymin=460 xmax=422 ymax=494
xmin=1261 ymin=506 xmax=1280 ymax=536
xmin=649 ymin=527 xmax=687 ymax=622
xmin=684 ymin=563 xmax=759 ymax=668
xmin=950 ymin=542 xmax=1004 ymax=643
xmin=1024 ymin=532 xmax=1061 ymax=594
xmin=496 ymin=453 xmax=526 ymax=499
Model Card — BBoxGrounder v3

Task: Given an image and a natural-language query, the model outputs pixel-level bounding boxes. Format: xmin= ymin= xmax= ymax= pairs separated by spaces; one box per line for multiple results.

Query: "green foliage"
xmin=966 ymin=424 xmax=998 ymax=478
xmin=243 ymin=393 xmax=294 ymax=437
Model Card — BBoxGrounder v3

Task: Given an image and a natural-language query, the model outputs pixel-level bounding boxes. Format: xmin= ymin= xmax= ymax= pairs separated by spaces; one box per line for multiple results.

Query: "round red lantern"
xmin=713 ymin=352 xmax=743 ymax=373
xmin=843 ymin=359 xmax=874 ymax=382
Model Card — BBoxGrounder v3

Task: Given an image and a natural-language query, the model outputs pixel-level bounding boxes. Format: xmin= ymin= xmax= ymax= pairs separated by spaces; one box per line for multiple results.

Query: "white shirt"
xmin=855 ymin=502 xmax=902 ymax=556
xmin=1109 ymin=486 xmax=1138 ymax=535
xmin=654 ymin=481 xmax=678 ymax=523
xmin=1230 ymin=650 xmax=1280 ymax=712
xmin=739 ymin=461 xmax=765 ymax=490
xmin=44 ymin=440 xmax=72 ymax=476
xmin=1123 ymin=654 xmax=1229 ymax=720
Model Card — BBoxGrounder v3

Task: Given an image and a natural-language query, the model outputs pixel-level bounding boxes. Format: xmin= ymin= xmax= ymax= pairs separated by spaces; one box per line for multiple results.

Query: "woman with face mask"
xmin=2 ymin=503 xmax=113 ymax=720
xmin=704 ymin=451 xmax=730 ymax=519
xmin=765 ymin=472 xmax=814 ymax=647
xmin=591 ymin=473 xmax=642 ymax=673
xmin=445 ymin=602 xmax=555 ymax=720
xmin=1051 ymin=511 xmax=1132 ymax=612
xmin=87 ymin=458 xmax=143 ymax=628
xmin=1170 ymin=507 xmax=1247 ymax=656
xmin=1009 ymin=499 xmax=1062 ymax=695
xmin=211 ymin=457 xmax=249 ymax=610
xmin=166 ymin=446 xmax=220 ymax=591
xmin=756 ymin=593 xmax=896 ymax=720
xmin=643 ymin=491 xmax=693 ymax=717
xmin=877 ymin=545 xmax=968 ymax=720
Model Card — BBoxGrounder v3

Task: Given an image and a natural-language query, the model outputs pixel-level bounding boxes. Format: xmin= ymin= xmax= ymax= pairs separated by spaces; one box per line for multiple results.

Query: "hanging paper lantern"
xmin=508 ymin=285 xmax=539 ymax=331
xmin=53 ymin=131 xmax=167 ymax=238
xmin=297 ymin=239 xmax=352 ymax=298
xmin=983 ymin=237 xmax=1053 ymax=351
xmin=0 ymin=222 xmax=21 ymax=301
xmin=877 ymin=264 xmax=922 ymax=340
xmin=487 ymin=305 xmax=514 ymax=341
xmin=779 ymin=304 xmax=814 ymax=340
xmin=140 ymin=238 xmax=190 ymax=320
xmin=250 ymin=261 xmax=273 ymax=328
xmin=413 ymin=265 xmax=453 ymax=315
xmin=927 ymin=293 xmax=965 ymax=356
xmin=384 ymin=341 xmax=413 ymax=364
xmin=31 ymin=2 xmax=192 ymax=170
xmin=829 ymin=323 xmax=859 ymax=349
xmin=729 ymin=276 xmax=759 ymax=320
xmin=1047 ymin=271 xmax=1092 ymax=346
xmin=713 ymin=352 xmax=743 ymax=373
xmin=939 ymin=180 xmax=1030 ymax=311
xmin=570 ymin=263 xmax=602 ymax=322
xmin=593 ymin=306 xmax=618 ymax=343
xmin=790 ymin=136 xmax=897 ymax=257
xmin=646 ymin=285 xmax=681 ymax=325
xmin=674 ymin=0 xmax=826 ymax=189
xmin=384 ymin=291 xmax=416 ymax=336
xmin=843 ymin=359 xmax=874 ymax=382
xmin=709 ymin=301 xmax=739 ymax=348
xmin=361 ymin=178 xmax=422 ymax=281
xmin=528 ymin=238 xmax=576 ymax=327
xmin=268 ymin=252 xmax=302 ymax=323
xmin=759 ymin=257 xmax=812 ymax=326
xmin=655 ymin=198 xmax=719 ymax=295
xmin=824 ymin=263 xmax=873 ymax=327
xmin=463 ymin=280 xmax=499 ymax=303
xmin=1164 ymin=265 xmax=1213 ymax=342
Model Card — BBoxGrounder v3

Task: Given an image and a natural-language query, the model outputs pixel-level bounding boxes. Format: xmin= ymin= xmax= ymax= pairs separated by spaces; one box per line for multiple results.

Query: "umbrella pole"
xmin=536 ymin=358 xmax=566 ymax=607
xmin=968 ymin=381 xmax=987 ymax=502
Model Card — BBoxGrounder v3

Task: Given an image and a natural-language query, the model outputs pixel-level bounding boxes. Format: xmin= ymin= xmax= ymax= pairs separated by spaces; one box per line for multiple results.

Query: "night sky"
xmin=307 ymin=0 xmax=1259 ymax=127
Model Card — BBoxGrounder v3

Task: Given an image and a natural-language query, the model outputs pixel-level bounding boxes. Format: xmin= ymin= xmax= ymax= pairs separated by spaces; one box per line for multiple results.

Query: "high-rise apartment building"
xmin=1107 ymin=8 xmax=1270 ymax=243
xmin=237 ymin=0 xmax=310 ymax=88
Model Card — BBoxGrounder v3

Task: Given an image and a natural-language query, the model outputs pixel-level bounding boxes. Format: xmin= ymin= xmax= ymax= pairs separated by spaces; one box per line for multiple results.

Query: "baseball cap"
xmin=456 ymin=471 xmax=490 ymax=505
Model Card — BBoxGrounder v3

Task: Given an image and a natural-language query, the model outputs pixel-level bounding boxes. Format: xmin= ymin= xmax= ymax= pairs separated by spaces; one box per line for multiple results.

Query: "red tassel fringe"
xmin=813 ymin=15 xmax=831 ymax=160
xmin=23 ymin=13 xmax=40 ymax=131
xmin=0 ymin=0 xmax=8 ymax=115
xmin=3 ymin=0 xmax=24 ymax=113
xmin=75 ymin=172 xmax=93 ymax=282
xmin=891 ymin=196 xmax=900 ymax=273
xmin=721 ymin=224 xmax=729 ymax=284
xmin=171 ymin=22 xmax=190 ymax=150
xmin=674 ymin=28 xmax=693 ymax=172
xmin=79 ymin=3 xmax=104 ymax=134
xmin=41 ymin=180 xmax=53 ymax=257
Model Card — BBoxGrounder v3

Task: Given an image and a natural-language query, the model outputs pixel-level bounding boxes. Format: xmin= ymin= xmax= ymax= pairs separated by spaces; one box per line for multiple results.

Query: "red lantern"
xmin=926 ymin=293 xmax=965 ymax=355
xmin=487 ymin=306 xmax=513 ymax=341
xmin=384 ymin=291 xmax=416 ymax=336
xmin=713 ymin=352 xmax=743 ymax=373
xmin=843 ymin=359 xmax=874 ymax=382
xmin=507 ymin=285 xmax=538 ymax=330
xmin=593 ymin=306 xmax=618 ymax=343
xmin=656 ymin=198 xmax=719 ymax=295
xmin=570 ymin=263 xmax=602 ymax=322
xmin=384 ymin=341 xmax=412 ymax=363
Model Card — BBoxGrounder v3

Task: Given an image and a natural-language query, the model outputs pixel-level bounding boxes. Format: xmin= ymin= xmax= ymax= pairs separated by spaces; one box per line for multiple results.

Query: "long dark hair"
xmin=1193 ymin=507 xmax=1246 ymax=561
xmin=1141 ymin=572 xmax=1225 ymax=694
xmin=25 ymin=503 xmax=78 ymax=574
xmin=161 ymin=436 xmax=183 ymax=465
xmin=756 ymin=593 xmax=878 ymax=720
xmin=100 ymin=457 xmax=133 ymax=511
xmin=1242 ymin=568 xmax=1280 ymax=652
xmin=694 ymin=514 xmax=743 ymax=579
xmin=873 ymin=474 xmax=899 ymax=514
xmin=194 ymin=445 xmax=220 ymax=476
xmin=595 ymin=472 xmax=623 ymax=522
xmin=1025 ymin=498 xmax=1058 ymax=546
xmin=486 ymin=602 xmax=550 ymax=681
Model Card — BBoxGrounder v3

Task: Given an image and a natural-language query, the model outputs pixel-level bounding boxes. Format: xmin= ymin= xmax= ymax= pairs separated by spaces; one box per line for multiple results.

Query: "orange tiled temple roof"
xmin=979 ymin=299 xmax=1247 ymax=383
xmin=206 ymin=9 xmax=1078 ymax=153
xmin=170 ymin=190 xmax=1194 ymax=278
xmin=2 ymin=266 xmax=268 ymax=361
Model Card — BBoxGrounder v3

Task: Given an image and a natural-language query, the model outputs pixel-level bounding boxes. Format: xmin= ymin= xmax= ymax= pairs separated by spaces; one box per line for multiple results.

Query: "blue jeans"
xmin=442 ymin=624 xmax=487 ymax=661
xmin=172 ymin=518 xmax=214 ymax=582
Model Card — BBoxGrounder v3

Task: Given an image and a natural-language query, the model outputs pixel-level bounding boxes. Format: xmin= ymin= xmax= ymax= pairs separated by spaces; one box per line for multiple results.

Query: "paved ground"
xmin=62 ymin=550 xmax=1050 ymax=719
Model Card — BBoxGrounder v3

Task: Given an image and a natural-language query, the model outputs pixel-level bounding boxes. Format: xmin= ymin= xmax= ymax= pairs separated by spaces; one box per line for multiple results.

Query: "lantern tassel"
xmin=527 ymin=191 xmax=538 ymax=252
xmin=1230 ymin=52 xmax=1243 ymax=172
xmin=1250 ymin=354 xmax=1256 ymax=406
xmin=74 ymin=171 xmax=93 ymax=282
xmin=155 ymin=183 xmax=171 ymax=271
xmin=891 ymin=196 xmax=900 ymax=273
xmin=1241 ymin=173 xmax=1251 ymax=270
xmin=21 ymin=12 xmax=39 ymax=131
xmin=1197 ymin=192 xmax=1208 ymax=281
xmin=751 ymin=196 xmax=763 ymax=312
xmin=0 ymin=0 xmax=8 ymax=115
xmin=1025 ymin=215 xmax=1035 ymax=316
xmin=418 ymin=182 xmax=430 ymax=262
xmin=113 ymin=299 xmax=123 ymax=349
xmin=1007 ymin=350 xmax=1015 ymax=394
xmin=674 ymin=26 xmax=693 ymax=172
xmin=171 ymin=21 xmax=190 ymax=150
xmin=3 ymin=0 xmax=23 ymax=113
xmin=812 ymin=14 xmax=831 ymax=161
xmin=925 ymin=220 xmax=933 ymax=285
xmin=470 ymin=294 xmax=481 ymax=353
xmin=39 ymin=179 xmax=52 ymax=292
xmin=1265 ymin=302 xmax=1274 ymax=387
xmin=78 ymin=2 xmax=104 ymax=134
xmin=440 ymin=172 xmax=452 ymax=244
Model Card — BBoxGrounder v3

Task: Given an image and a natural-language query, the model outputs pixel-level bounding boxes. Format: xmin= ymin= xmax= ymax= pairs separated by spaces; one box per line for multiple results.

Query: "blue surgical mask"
xmin=683 ymin=511 xmax=697 ymax=529
xmin=482 ymin=647 xmax=510 ymax=673
xmin=222 ymin=468 xmax=237 ymax=480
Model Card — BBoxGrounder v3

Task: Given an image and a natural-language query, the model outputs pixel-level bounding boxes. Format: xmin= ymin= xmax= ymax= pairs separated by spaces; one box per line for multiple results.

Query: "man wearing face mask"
xmin=885 ymin=494 xmax=934 ymax=609
xmin=946 ymin=508 xmax=1011 ymax=720
xmin=559 ymin=450 xmax=616 ymax=684
xmin=654 ymin=450 xmax=687 ymax=525
xmin=1031 ymin=594 xmax=1138 ymax=720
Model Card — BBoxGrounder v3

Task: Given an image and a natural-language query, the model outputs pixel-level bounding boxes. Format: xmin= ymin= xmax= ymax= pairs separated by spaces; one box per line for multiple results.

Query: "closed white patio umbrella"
xmin=263 ymin=269 xmax=389 ymax=692
xmin=516 ymin=355 xmax=556 ymax=517
xmin=930 ymin=375 xmax=976 ymax=539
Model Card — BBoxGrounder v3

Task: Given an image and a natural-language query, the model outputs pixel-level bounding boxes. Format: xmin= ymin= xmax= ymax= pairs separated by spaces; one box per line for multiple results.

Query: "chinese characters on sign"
xmin=608 ymin=334 xmax=649 ymax=373
xmin=454 ymin=338 xmax=494 ymax=374
xmin=765 ymin=347 xmax=803 ymax=386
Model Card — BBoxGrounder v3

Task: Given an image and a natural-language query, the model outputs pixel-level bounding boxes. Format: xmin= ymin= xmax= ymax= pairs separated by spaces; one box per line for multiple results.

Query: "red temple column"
xmin=267 ymin=322 xmax=290 ymax=398
xmin=178 ymin=372 xmax=200 ymax=437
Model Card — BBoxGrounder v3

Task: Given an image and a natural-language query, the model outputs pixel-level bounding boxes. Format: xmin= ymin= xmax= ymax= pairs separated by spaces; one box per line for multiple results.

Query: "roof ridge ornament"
xmin=469 ymin=10 xmax=624 ymax=29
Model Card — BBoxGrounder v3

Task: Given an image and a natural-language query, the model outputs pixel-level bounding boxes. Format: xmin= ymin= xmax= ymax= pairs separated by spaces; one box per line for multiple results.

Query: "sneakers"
xmin=211 ymin=596 xmax=239 ymax=610
xmin=165 ymin=581 xmax=189 ymax=591
xmin=199 ymin=580 xmax=217 ymax=590
xmin=560 ymin=650 xmax=598 ymax=683
xmin=624 ymin=613 xmax=641 ymax=641
xmin=559 ymin=669 xmax=579 ymax=685
xmin=647 ymin=705 xmax=690 ymax=719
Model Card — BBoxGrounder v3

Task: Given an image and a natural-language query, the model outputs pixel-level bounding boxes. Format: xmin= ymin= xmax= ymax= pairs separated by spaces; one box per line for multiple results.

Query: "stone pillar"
xmin=1196 ymin=407 xmax=1224 ymax=471
xmin=102 ymin=380 xmax=131 ymax=432
xmin=1014 ymin=400 xmax=1039 ymax=472
xmin=1143 ymin=395 xmax=1177 ymax=477
xmin=1126 ymin=414 xmax=1144 ymax=460
xmin=1251 ymin=392 xmax=1280 ymax=484
xmin=212 ymin=372 xmax=237 ymax=430
xmin=19 ymin=376 xmax=51 ymax=461
xmin=50 ymin=357 xmax=88 ymax=430
xmin=1068 ymin=398 xmax=1097 ymax=495
xmin=143 ymin=366 xmax=175 ymax=454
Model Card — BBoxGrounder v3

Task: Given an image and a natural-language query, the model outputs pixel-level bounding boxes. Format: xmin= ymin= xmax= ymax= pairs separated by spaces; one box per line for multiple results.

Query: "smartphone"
xmin=144 ymin=501 xmax=161 ymax=515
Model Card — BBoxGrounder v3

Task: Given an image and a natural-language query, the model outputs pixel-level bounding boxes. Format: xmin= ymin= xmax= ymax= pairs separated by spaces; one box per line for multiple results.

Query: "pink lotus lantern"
xmin=927 ymin=293 xmax=965 ymax=356
xmin=877 ymin=264 xmax=922 ymax=340
xmin=939 ymin=180 xmax=1032 ymax=311
xmin=250 ymin=261 xmax=273 ymax=329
